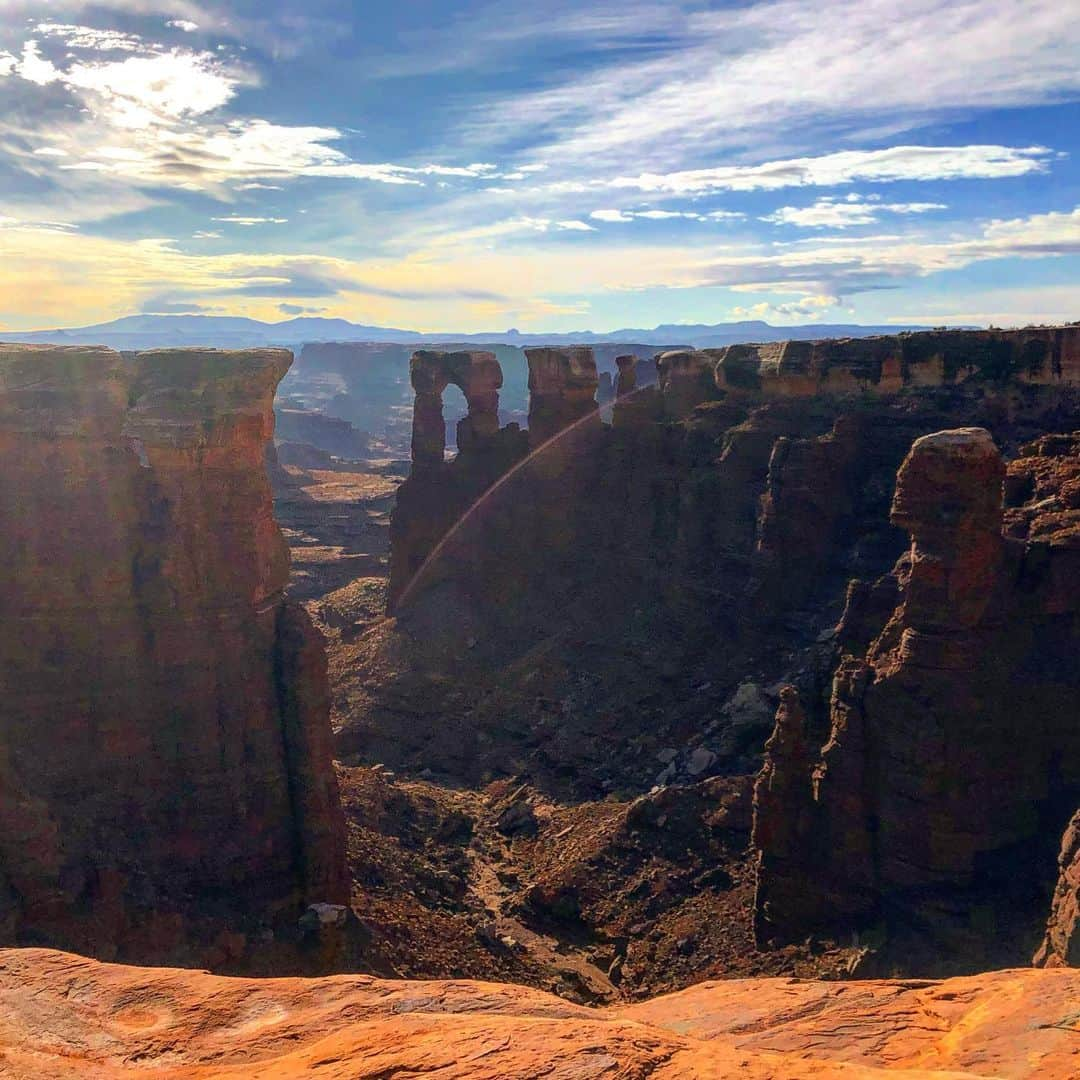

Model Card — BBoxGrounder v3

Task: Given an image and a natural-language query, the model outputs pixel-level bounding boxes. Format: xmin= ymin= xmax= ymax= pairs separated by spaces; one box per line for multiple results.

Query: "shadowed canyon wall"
xmin=348 ymin=325 xmax=1080 ymax=974
xmin=0 ymin=344 xmax=346 ymax=966
xmin=753 ymin=427 xmax=1080 ymax=971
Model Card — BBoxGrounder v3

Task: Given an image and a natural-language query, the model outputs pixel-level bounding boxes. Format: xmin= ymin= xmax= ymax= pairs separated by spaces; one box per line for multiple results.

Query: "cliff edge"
xmin=3 ymin=948 xmax=1079 ymax=1078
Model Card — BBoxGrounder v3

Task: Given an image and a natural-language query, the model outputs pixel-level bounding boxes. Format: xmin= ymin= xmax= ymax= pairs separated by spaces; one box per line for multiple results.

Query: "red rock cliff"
xmin=350 ymin=326 xmax=1080 ymax=976
xmin=753 ymin=427 xmax=1080 ymax=971
xmin=0 ymin=345 xmax=346 ymax=964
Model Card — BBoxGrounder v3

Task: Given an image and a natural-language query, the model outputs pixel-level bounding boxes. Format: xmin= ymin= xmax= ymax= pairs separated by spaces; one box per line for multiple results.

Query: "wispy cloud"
xmin=0 ymin=1 xmax=1076 ymax=331
xmin=763 ymin=194 xmax=947 ymax=228
xmin=3 ymin=198 xmax=1079 ymax=331
xmin=212 ymin=215 xmax=289 ymax=225
xmin=590 ymin=208 xmax=745 ymax=223
xmin=471 ymin=0 xmax=1080 ymax=169
xmin=598 ymin=145 xmax=1053 ymax=196
xmin=695 ymin=206 xmax=1080 ymax=299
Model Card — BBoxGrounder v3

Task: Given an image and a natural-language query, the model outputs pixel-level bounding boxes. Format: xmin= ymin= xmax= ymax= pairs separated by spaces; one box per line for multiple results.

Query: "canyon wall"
xmin=388 ymin=327 xmax=1080 ymax=618
xmin=341 ymin=325 xmax=1080 ymax=973
xmin=0 ymin=344 xmax=346 ymax=965
xmin=753 ymin=427 xmax=1080 ymax=971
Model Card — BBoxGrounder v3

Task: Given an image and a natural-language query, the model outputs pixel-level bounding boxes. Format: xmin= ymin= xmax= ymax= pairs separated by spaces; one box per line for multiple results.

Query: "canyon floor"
xmin=272 ymin=451 xmax=862 ymax=1000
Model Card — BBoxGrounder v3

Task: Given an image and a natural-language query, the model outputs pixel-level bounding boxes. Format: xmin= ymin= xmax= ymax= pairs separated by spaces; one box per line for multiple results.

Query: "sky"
xmin=0 ymin=0 xmax=1078 ymax=332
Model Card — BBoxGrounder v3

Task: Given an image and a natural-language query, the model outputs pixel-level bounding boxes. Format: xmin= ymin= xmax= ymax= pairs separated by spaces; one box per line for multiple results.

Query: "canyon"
xmin=332 ymin=325 xmax=1080 ymax=984
xmin=2 ymin=326 xmax=1080 ymax=1074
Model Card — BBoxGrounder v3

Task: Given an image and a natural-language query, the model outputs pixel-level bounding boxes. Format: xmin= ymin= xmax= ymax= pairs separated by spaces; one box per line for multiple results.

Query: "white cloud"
xmin=0 ymin=51 xmax=15 ymax=76
xmin=192 ymin=230 xmax=221 ymax=238
xmin=34 ymin=23 xmax=144 ymax=52
xmin=555 ymin=219 xmax=595 ymax=231
xmin=589 ymin=207 xmax=744 ymax=223
xmin=62 ymin=50 xmax=241 ymax=129
xmin=607 ymin=145 xmax=1051 ymax=195
xmin=14 ymin=41 xmax=62 ymax=86
xmin=212 ymin=216 xmax=288 ymax=225
xmin=167 ymin=19 xmax=199 ymax=33
xmin=0 ymin=32 xmax=506 ymax=195
xmin=484 ymin=0 xmax=1080 ymax=170
xmin=636 ymin=209 xmax=697 ymax=220
xmin=763 ymin=194 xmax=947 ymax=228
xmin=731 ymin=294 xmax=838 ymax=320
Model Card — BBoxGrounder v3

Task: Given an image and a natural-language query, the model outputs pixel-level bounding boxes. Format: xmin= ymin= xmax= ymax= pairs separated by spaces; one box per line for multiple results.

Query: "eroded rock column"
xmin=656 ymin=350 xmax=717 ymax=418
xmin=890 ymin=427 xmax=1005 ymax=642
xmin=409 ymin=351 xmax=451 ymax=471
xmin=614 ymin=354 xmax=638 ymax=398
xmin=525 ymin=347 xmax=598 ymax=446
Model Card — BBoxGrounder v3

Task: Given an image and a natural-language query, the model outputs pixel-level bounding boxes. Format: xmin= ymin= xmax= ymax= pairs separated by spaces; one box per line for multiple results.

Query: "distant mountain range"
xmin=0 ymin=313 xmax=941 ymax=352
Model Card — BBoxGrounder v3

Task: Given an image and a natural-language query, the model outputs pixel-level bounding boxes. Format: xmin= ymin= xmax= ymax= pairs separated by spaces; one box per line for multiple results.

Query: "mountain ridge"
xmin=0 ymin=313 xmax=947 ymax=351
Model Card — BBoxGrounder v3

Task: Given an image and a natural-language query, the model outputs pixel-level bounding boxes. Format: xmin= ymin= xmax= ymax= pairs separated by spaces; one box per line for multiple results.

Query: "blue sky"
xmin=0 ymin=0 xmax=1078 ymax=331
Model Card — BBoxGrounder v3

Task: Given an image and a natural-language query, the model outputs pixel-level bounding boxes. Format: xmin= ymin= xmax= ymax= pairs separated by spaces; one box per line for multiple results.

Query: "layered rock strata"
xmin=711 ymin=325 xmax=1080 ymax=397
xmin=0 ymin=344 xmax=346 ymax=964
xmin=753 ymin=427 xmax=1080 ymax=970
xmin=351 ymin=325 xmax=1080 ymax=975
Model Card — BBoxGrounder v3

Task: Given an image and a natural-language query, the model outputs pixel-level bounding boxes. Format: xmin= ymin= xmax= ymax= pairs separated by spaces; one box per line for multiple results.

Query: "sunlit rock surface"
xmin=3 ymin=949 xmax=1080 ymax=1078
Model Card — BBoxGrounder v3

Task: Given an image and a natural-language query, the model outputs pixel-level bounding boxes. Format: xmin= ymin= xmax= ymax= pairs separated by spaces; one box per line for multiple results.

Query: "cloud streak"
xmin=762 ymin=194 xmax=947 ymax=228
xmin=600 ymin=145 xmax=1053 ymax=195
xmin=472 ymin=0 xmax=1080 ymax=169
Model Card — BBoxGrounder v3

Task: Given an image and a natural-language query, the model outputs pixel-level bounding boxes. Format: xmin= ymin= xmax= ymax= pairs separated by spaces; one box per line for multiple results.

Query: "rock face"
xmin=388 ymin=349 xmax=528 ymax=611
xmin=0 ymin=345 xmax=346 ymax=964
xmin=711 ymin=325 xmax=1080 ymax=397
xmin=753 ymin=426 xmax=1080 ymax=971
xmin=524 ymin=346 xmax=599 ymax=446
xmin=339 ymin=325 xmax=1080 ymax=976
xmin=274 ymin=407 xmax=369 ymax=460
xmin=1037 ymin=811 xmax=1080 ymax=968
xmin=4 ymin=948 xmax=1080 ymax=1079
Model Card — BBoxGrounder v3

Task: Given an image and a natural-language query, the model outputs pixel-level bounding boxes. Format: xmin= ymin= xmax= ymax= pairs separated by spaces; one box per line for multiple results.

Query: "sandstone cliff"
xmin=4 ymin=948 xmax=1080 ymax=1078
xmin=1037 ymin=810 xmax=1080 ymax=968
xmin=0 ymin=345 xmax=346 ymax=966
xmin=333 ymin=325 xmax=1080 ymax=978
xmin=753 ymin=427 xmax=1080 ymax=972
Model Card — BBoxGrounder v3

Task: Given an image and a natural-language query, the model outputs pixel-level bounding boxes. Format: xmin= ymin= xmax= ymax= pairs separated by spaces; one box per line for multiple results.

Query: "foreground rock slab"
xmin=2 ymin=949 xmax=1079 ymax=1078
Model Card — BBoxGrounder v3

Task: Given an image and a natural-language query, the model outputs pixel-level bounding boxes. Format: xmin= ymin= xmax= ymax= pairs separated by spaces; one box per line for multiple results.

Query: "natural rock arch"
xmin=409 ymin=350 xmax=503 ymax=470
